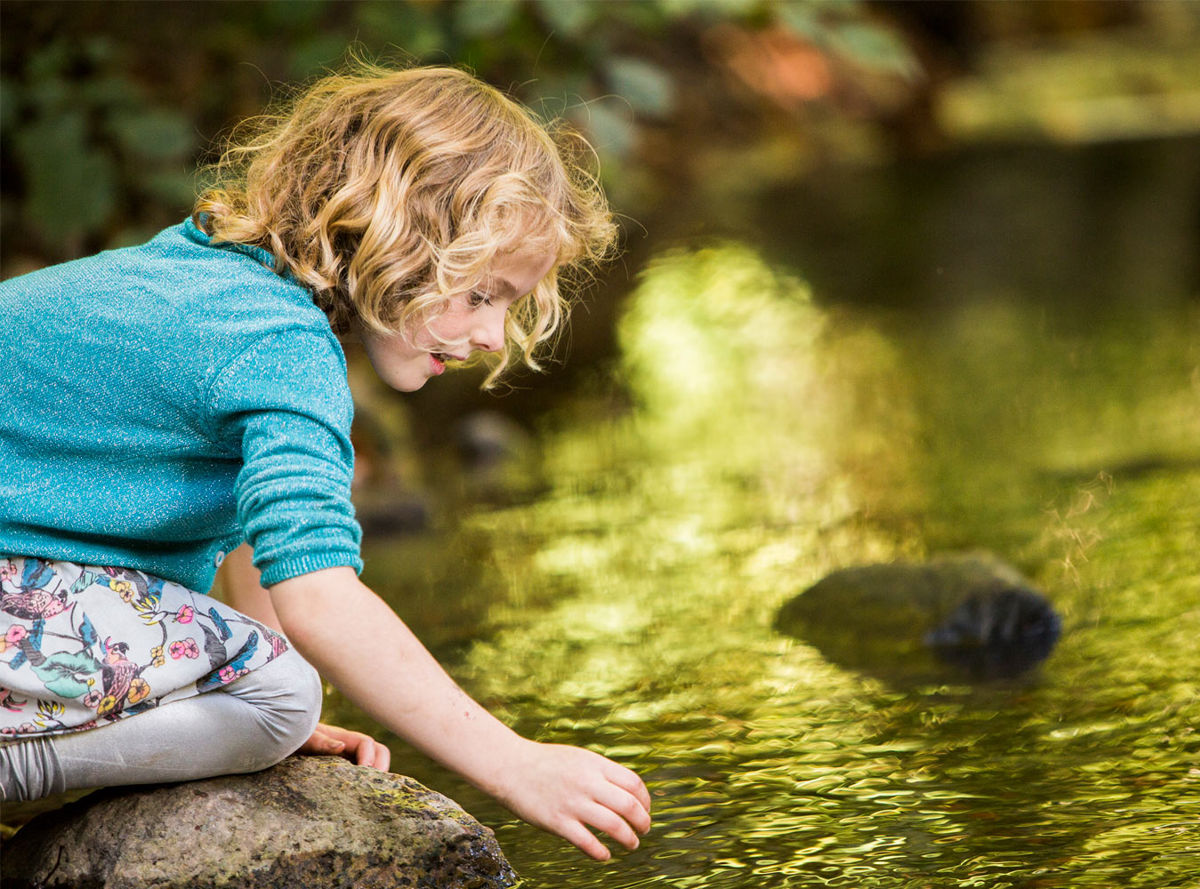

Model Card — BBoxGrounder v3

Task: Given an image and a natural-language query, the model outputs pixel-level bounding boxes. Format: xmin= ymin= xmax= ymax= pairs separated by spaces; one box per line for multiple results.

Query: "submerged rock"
xmin=2 ymin=756 xmax=518 ymax=889
xmin=356 ymin=494 xmax=432 ymax=537
xmin=454 ymin=411 xmax=533 ymax=470
xmin=775 ymin=554 xmax=1061 ymax=683
xmin=452 ymin=410 xmax=545 ymax=503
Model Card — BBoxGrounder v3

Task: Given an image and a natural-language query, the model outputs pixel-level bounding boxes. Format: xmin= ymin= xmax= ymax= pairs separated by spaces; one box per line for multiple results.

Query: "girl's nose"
xmin=471 ymin=308 xmax=506 ymax=353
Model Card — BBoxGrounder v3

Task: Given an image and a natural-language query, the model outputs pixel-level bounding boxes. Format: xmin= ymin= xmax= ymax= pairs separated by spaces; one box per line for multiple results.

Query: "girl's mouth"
xmin=430 ymin=352 xmax=466 ymax=375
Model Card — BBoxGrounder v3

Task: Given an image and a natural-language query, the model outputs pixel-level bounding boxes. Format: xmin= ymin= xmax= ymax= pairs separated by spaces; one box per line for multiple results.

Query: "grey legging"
xmin=0 ymin=645 xmax=321 ymax=802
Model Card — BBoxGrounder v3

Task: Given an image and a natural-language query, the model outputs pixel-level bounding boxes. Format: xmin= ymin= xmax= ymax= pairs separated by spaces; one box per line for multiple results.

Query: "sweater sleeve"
xmin=206 ymin=329 xmax=363 ymax=587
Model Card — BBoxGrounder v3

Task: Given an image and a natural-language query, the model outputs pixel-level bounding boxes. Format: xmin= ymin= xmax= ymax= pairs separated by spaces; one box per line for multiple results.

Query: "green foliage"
xmin=3 ymin=34 xmax=196 ymax=258
xmin=605 ymin=57 xmax=675 ymax=118
xmin=777 ymin=0 xmax=919 ymax=79
xmin=454 ymin=0 xmax=522 ymax=38
xmin=2 ymin=0 xmax=919 ymax=262
xmin=535 ymin=0 xmax=597 ymax=38
xmin=13 ymin=109 xmax=117 ymax=246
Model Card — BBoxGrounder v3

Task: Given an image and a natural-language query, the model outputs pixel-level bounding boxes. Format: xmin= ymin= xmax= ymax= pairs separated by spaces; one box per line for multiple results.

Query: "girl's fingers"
xmin=603 ymin=760 xmax=652 ymax=813
xmin=350 ymin=735 xmax=390 ymax=770
xmin=366 ymin=739 xmax=391 ymax=769
xmin=354 ymin=739 xmax=373 ymax=766
xmin=578 ymin=801 xmax=642 ymax=852
xmin=311 ymin=723 xmax=392 ymax=770
xmin=503 ymin=741 xmax=651 ymax=859
xmin=593 ymin=780 xmax=652 ymax=835
xmin=298 ymin=727 xmax=343 ymax=756
xmin=560 ymin=819 xmax=613 ymax=861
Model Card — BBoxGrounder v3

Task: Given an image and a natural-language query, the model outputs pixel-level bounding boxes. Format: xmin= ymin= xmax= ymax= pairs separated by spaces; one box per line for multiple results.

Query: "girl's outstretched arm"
xmin=269 ymin=566 xmax=652 ymax=861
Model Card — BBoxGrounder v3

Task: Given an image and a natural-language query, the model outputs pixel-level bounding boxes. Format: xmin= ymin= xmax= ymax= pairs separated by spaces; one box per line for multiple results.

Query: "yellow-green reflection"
xmin=351 ymin=244 xmax=1198 ymax=888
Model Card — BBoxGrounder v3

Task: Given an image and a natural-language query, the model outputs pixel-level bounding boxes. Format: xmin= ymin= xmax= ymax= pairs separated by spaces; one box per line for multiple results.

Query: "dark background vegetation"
xmin=3 ymin=0 xmax=1197 ymax=424
xmin=6 ymin=1 xmax=1195 ymax=263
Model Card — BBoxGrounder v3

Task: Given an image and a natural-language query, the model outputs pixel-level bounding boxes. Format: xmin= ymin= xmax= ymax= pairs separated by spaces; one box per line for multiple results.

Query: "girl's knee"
xmin=266 ymin=653 xmax=323 ymax=761
xmin=288 ymin=654 xmax=323 ymax=740
xmin=227 ymin=650 xmax=323 ymax=769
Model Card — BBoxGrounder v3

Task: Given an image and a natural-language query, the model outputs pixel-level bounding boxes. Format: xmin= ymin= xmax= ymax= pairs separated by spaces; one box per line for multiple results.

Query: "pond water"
xmin=343 ymin=138 xmax=1199 ymax=888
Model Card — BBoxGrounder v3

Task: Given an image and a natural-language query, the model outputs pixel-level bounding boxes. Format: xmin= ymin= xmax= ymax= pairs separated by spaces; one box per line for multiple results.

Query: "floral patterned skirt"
xmin=0 ymin=555 xmax=289 ymax=740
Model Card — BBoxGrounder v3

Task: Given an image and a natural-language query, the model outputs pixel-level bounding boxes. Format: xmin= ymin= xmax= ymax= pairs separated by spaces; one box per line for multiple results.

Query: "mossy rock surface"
xmin=2 ymin=756 xmax=518 ymax=889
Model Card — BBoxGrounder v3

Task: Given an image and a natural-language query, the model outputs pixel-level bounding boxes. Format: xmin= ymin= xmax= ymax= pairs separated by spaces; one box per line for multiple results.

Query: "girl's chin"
xmin=385 ymin=368 xmax=432 ymax=392
xmin=398 ymin=376 xmax=429 ymax=392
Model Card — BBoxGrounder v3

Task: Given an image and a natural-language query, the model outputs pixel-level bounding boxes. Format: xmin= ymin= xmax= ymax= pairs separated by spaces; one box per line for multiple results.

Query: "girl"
xmin=0 ymin=63 xmax=652 ymax=861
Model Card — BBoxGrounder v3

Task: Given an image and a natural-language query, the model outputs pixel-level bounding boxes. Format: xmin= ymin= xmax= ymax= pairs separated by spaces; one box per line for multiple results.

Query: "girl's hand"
xmin=269 ymin=571 xmax=648 ymax=859
xmin=299 ymin=721 xmax=392 ymax=770
xmin=491 ymin=739 xmax=652 ymax=861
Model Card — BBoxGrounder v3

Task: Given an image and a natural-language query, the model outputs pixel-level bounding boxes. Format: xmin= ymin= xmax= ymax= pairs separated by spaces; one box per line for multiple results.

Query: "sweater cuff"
xmin=259 ymin=551 xmax=363 ymax=588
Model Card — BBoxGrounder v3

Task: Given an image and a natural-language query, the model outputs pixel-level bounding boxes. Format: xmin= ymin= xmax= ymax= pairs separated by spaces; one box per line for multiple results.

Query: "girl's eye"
xmin=467 ymin=291 xmax=493 ymax=308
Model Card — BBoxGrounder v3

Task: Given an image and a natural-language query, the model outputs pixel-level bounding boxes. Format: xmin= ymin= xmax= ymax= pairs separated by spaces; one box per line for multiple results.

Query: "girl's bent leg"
xmin=1 ymin=647 xmax=321 ymax=802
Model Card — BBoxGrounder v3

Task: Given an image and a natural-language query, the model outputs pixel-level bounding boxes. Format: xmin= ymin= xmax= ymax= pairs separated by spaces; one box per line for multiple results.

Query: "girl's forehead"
xmin=487 ymin=244 xmax=557 ymax=295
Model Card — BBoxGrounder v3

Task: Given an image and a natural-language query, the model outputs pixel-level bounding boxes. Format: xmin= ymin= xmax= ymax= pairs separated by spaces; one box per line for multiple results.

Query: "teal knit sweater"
xmin=0 ymin=218 xmax=363 ymax=592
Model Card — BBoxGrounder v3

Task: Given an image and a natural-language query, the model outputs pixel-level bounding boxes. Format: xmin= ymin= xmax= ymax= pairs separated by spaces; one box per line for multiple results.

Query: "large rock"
xmin=2 ymin=756 xmax=518 ymax=889
xmin=775 ymin=553 xmax=1062 ymax=683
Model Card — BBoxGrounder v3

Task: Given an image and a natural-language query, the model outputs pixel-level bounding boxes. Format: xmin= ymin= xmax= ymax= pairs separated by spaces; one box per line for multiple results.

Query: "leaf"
xmin=576 ymin=100 xmax=637 ymax=158
xmin=355 ymin=2 xmax=447 ymax=59
xmin=26 ymin=41 xmax=72 ymax=82
xmin=24 ymin=79 xmax=70 ymax=117
xmin=0 ymin=77 xmax=18 ymax=134
xmin=776 ymin=3 xmax=827 ymax=44
xmin=107 ymin=225 xmax=164 ymax=250
xmin=534 ymin=0 xmax=597 ymax=38
xmin=526 ymin=72 xmax=591 ymax=119
xmin=14 ymin=110 xmax=117 ymax=244
xmin=829 ymin=21 xmax=919 ymax=79
xmin=658 ymin=0 xmax=760 ymax=17
xmin=454 ymin=0 xmax=520 ymax=39
xmin=78 ymin=75 xmax=140 ymax=111
xmin=260 ymin=0 xmax=329 ymax=31
xmin=606 ymin=56 xmax=675 ymax=118
xmin=108 ymin=108 xmax=195 ymax=162
xmin=38 ymin=699 xmax=64 ymax=718
xmin=142 ymin=169 xmax=197 ymax=212
xmin=287 ymin=33 xmax=355 ymax=80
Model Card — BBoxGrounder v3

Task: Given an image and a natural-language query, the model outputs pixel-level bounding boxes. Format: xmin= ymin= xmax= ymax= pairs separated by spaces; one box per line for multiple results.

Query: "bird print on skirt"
xmin=0 ymin=556 xmax=289 ymax=738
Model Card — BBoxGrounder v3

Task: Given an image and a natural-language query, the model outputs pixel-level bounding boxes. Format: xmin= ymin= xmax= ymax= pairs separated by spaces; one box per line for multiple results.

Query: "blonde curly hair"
xmin=195 ymin=63 xmax=616 ymax=386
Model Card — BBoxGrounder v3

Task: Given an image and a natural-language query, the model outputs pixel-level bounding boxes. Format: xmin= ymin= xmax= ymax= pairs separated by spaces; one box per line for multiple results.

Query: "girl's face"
xmin=358 ymin=246 xmax=557 ymax=392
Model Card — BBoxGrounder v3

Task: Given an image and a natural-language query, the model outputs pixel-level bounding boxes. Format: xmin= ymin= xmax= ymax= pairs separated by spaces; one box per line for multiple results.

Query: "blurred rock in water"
xmin=356 ymin=495 xmax=431 ymax=537
xmin=453 ymin=410 xmax=545 ymax=504
xmin=455 ymin=411 xmax=533 ymax=468
xmin=776 ymin=554 xmax=1061 ymax=683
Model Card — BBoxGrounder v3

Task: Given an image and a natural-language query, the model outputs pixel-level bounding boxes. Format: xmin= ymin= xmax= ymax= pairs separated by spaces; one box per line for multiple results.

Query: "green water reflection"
xmin=351 ymin=242 xmax=1198 ymax=887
